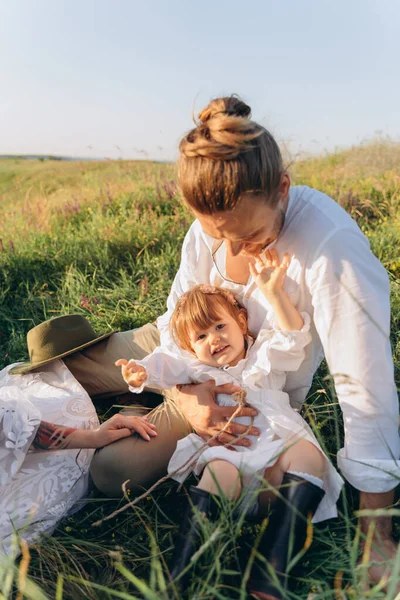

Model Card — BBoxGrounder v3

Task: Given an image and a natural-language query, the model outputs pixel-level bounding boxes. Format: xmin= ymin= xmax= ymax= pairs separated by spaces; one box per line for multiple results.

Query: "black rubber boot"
xmin=248 ymin=473 xmax=325 ymax=600
xmin=169 ymin=485 xmax=220 ymax=589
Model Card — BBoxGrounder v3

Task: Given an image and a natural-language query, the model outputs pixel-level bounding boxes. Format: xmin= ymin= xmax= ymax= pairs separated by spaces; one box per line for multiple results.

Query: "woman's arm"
xmin=308 ymin=228 xmax=400 ymax=588
xmin=31 ymin=414 xmax=157 ymax=450
xmin=32 ymin=421 xmax=85 ymax=450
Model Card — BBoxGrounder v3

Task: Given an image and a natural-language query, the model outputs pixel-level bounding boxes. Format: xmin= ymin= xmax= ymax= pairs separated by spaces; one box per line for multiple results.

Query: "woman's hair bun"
xmin=178 ymin=93 xmax=283 ymax=213
xmin=198 ymin=95 xmax=251 ymax=124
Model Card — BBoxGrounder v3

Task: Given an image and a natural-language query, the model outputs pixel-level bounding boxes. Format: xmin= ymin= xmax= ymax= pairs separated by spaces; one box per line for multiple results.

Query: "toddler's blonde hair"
xmin=170 ymin=284 xmax=250 ymax=353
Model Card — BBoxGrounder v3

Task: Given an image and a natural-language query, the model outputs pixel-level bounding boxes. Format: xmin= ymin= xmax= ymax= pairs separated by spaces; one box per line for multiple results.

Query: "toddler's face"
xmin=189 ymin=307 xmax=247 ymax=368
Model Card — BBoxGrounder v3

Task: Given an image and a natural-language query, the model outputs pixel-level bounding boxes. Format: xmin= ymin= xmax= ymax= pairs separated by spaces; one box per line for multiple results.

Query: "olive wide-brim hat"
xmin=9 ymin=314 xmax=116 ymax=375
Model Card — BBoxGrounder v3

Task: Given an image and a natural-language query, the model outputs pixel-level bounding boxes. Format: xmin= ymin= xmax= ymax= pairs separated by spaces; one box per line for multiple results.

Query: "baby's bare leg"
xmin=258 ymin=439 xmax=325 ymax=512
xmin=197 ymin=459 xmax=242 ymax=500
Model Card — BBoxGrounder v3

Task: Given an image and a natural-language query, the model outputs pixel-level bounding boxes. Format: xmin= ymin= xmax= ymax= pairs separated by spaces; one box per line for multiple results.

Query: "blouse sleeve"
xmin=241 ymin=314 xmax=312 ymax=390
xmin=307 ymin=228 xmax=400 ymax=492
xmin=263 ymin=312 xmax=312 ymax=372
xmin=128 ymin=347 xmax=193 ymax=394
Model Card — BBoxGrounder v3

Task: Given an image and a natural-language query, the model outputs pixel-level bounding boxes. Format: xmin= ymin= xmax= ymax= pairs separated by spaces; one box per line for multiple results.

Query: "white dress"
xmin=130 ymin=314 xmax=344 ymax=523
xmin=0 ymin=360 xmax=99 ymax=556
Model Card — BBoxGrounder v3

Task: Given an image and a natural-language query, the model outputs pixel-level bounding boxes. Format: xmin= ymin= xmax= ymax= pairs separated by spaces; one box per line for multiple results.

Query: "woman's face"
xmin=193 ymin=174 xmax=290 ymax=257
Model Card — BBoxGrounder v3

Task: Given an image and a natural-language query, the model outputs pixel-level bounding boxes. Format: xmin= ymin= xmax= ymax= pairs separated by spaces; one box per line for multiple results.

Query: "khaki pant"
xmin=64 ymin=324 xmax=193 ymax=496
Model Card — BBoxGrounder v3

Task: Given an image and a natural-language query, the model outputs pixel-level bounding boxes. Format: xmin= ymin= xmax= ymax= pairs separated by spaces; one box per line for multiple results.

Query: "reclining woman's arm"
xmin=31 ymin=413 xmax=157 ymax=451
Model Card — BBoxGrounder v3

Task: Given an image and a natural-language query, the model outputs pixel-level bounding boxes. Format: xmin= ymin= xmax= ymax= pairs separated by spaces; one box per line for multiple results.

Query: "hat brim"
xmin=8 ymin=330 xmax=116 ymax=375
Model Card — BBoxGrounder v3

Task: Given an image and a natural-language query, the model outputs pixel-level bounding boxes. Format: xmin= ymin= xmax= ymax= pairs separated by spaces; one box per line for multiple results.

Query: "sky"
xmin=1 ymin=0 xmax=399 ymax=161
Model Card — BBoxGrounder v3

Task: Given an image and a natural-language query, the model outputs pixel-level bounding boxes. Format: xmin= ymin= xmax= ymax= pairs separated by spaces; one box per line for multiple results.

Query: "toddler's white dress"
xmin=130 ymin=314 xmax=344 ymax=523
xmin=0 ymin=359 xmax=98 ymax=556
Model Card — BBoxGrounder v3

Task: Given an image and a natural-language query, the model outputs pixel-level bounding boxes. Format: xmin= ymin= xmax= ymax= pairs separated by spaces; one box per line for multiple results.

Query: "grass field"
xmin=1 ymin=141 xmax=400 ymax=599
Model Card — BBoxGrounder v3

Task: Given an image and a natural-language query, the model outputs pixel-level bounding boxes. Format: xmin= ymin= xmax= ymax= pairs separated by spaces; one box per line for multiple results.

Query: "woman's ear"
xmin=238 ymin=310 xmax=248 ymax=334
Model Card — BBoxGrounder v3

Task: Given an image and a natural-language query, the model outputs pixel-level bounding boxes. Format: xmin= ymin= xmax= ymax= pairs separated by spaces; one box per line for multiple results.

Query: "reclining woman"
xmin=0 ymin=315 xmax=157 ymax=555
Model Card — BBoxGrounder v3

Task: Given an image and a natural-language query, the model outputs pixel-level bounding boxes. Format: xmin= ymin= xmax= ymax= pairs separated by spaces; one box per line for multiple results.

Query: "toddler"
xmin=117 ymin=251 xmax=343 ymax=599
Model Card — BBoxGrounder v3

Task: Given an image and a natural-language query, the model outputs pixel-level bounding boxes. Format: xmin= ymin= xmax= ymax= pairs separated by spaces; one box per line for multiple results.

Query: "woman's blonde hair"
xmin=178 ymin=95 xmax=283 ymax=214
xmin=170 ymin=285 xmax=249 ymax=353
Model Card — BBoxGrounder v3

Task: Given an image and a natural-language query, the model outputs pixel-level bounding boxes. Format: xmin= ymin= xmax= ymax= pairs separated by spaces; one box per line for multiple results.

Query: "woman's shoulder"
xmin=184 ymin=219 xmax=215 ymax=250
xmin=289 ymin=186 xmax=362 ymax=239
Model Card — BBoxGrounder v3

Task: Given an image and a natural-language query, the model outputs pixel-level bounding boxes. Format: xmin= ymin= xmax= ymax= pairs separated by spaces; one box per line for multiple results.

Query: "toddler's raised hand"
xmin=249 ymin=248 xmax=291 ymax=300
xmin=115 ymin=358 xmax=148 ymax=388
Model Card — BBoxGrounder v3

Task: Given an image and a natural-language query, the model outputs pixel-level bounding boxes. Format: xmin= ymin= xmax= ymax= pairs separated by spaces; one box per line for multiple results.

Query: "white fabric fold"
xmin=337 ymin=450 xmax=400 ymax=493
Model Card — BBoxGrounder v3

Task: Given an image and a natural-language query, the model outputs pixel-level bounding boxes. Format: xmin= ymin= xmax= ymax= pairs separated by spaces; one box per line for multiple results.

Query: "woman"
xmin=61 ymin=96 xmax=399 ymax=592
xmin=1 ymin=315 xmax=156 ymax=556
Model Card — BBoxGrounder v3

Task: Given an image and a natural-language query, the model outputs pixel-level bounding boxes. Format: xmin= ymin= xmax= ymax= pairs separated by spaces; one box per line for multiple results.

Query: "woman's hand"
xmin=175 ymin=380 xmax=260 ymax=447
xmin=249 ymin=248 xmax=291 ymax=300
xmin=31 ymin=414 xmax=157 ymax=451
xmin=91 ymin=413 xmax=157 ymax=447
xmin=115 ymin=358 xmax=147 ymax=387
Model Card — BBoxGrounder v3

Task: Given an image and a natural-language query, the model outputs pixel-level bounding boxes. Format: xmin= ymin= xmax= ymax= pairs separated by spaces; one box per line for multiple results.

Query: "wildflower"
xmin=80 ymin=294 xmax=92 ymax=311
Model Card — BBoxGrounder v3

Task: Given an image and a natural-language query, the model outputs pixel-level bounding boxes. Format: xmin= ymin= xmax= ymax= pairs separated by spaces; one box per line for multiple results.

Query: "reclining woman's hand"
xmin=31 ymin=413 xmax=157 ymax=451
xmin=175 ymin=380 xmax=259 ymax=447
xmin=92 ymin=413 xmax=157 ymax=446
xmin=115 ymin=358 xmax=147 ymax=387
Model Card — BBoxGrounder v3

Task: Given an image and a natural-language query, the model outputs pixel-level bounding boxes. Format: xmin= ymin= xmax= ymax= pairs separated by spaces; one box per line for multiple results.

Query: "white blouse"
xmin=130 ymin=314 xmax=312 ymax=393
xmin=156 ymin=185 xmax=400 ymax=494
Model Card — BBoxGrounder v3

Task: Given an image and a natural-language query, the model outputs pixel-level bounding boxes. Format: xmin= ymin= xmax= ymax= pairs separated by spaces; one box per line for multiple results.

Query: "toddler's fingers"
xmin=249 ymin=262 xmax=258 ymax=279
xmin=259 ymin=251 xmax=267 ymax=266
xmin=281 ymin=253 xmax=291 ymax=269
xmin=115 ymin=358 xmax=128 ymax=367
xmin=270 ymin=248 xmax=279 ymax=267
xmin=255 ymin=258 xmax=264 ymax=272
xmin=127 ymin=364 xmax=143 ymax=375
xmin=264 ymin=249 xmax=274 ymax=266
